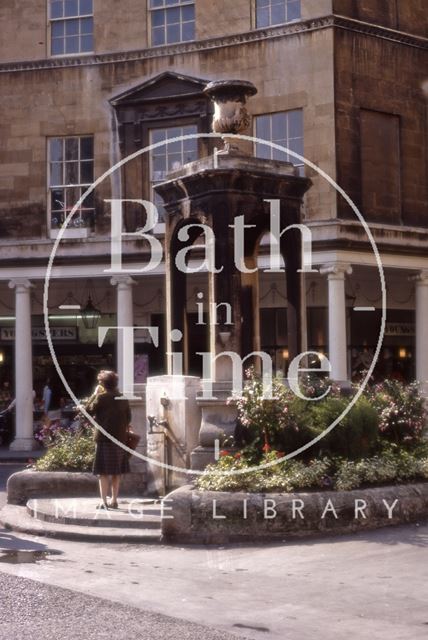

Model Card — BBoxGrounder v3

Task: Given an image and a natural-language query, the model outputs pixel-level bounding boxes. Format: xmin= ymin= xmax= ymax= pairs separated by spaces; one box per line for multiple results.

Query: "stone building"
xmin=0 ymin=0 xmax=427 ymax=449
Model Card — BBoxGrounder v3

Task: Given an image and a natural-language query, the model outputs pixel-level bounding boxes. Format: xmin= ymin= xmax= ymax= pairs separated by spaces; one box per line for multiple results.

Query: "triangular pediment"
xmin=110 ymin=72 xmax=208 ymax=106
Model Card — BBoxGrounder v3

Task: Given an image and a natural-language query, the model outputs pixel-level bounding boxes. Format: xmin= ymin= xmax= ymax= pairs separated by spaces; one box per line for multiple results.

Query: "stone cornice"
xmin=0 ymin=15 xmax=426 ymax=74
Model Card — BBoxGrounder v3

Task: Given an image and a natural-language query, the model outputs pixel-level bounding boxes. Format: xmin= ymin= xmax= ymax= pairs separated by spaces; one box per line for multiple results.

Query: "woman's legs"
xmin=98 ymin=475 xmax=110 ymax=505
xmin=111 ymin=475 xmax=121 ymax=505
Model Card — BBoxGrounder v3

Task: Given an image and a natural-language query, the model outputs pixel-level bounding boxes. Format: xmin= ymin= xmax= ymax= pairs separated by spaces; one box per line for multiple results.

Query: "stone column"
xmin=320 ymin=263 xmax=353 ymax=382
xmin=414 ymin=271 xmax=428 ymax=391
xmin=111 ymin=275 xmax=136 ymax=391
xmin=8 ymin=278 xmax=35 ymax=451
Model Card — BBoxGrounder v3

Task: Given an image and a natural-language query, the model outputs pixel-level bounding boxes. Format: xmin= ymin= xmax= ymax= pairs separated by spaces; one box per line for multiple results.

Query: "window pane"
xmin=152 ymin=129 xmax=167 ymax=143
xmin=64 ymin=0 xmax=78 ymax=17
xmin=166 ymin=7 xmax=180 ymax=24
xmin=50 ymin=162 xmax=62 ymax=186
xmin=289 ymin=137 xmax=303 ymax=158
xmin=150 ymin=0 xmax=163 ymax=7
xmin=153 ymin=155 xmax=166 ymax=175
xmin=168 ymin=153 xmax=182 ymax=171
xmin=51 ymin=21 xmax=64 ymax=37
xmin=256 ymin=115 xmax=270 ymax=141
xmin=80 ymin=137 xmax=93 ymax=159
xmin=79 ymin=0 xmax=92 ymax=14
xmin=65 ymin=19 xmax=79 ymax=35
xmin=65 ymin=36 xmax=79 ymax=53
xmin=51 ymin=189 xmax=65 ymax=212
xmin=152 ymin=9 xmax=165 ymax=27
xmin=166 ymin=23 xmax=180 ymax=43
xmin=166 ymin=139 xmax=181 ymax=154
xmin=80 ymin=34 xmax=93 ymax=51
xmin=81 ymin=189 xmax=94 ymax=209
xmin=166 ymin=127 xmax=181 ymax=139
xmin=182 ymin=4 xmax=194 ymax=20
xmin=65 ymin=138 xmax=78 ymax=160
xmin=65 ymin=186 xmax=81 ymax=210
xmin=257 ymin=0 xmax=270 ymax=7
xmin=80 ymin=161 xmax=93 ymax=183
xmin=256 ymin=6 xmax=269 ymax=27
xmin=50 ymin=138 xmax=63 ymax=162
xmin=80 ymin=16 xmax=93 ymax=35
xmin=182 ymin=20 xmax=194 ymax=41
xmin=271 ymin=3 xmax=286 ymax=25
xmin=287 ymin=1 xmax=301 ymax=21
xmin=51 ymin=38 xmax=64 ymax=55
xmin=288 ymin=109 xmax=303 ymax=136
xmin=65 ymin=162 xmax=79 ymax=184
xmin=271 ymin=113 xmax=286 ymax=141
xmin=51 ymin=1 xmax=64 ymax=19
xmin=152 ymin=27 xmax=165 ymax=46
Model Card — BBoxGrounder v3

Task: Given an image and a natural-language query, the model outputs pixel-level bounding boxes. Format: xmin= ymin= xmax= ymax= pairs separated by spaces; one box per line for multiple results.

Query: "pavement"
xmin=0 ymin=572 xmax=246 ymax=640
xmin=1 ymin=520 xmax=428 ymax=639
xmin=0 ymin=462 xmax=25 ymax=510
xmin=0 ymin=446 xmax=44 ymax=463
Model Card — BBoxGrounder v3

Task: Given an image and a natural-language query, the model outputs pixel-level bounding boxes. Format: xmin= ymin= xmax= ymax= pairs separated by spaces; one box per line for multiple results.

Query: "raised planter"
xmin=162 ymin=483 xmax=428 ymax=543
xmin=7 ymin=470 xmax=146 ymax=506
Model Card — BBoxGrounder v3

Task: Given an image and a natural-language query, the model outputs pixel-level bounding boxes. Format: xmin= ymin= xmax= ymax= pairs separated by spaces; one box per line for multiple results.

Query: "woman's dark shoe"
xmin=109 ymin=500 xmax=119 ymax=509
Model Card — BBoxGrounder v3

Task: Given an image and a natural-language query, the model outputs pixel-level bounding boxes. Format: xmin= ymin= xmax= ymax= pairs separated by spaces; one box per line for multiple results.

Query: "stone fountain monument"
xmin=145 ymin=79 xmax=311 ymax=495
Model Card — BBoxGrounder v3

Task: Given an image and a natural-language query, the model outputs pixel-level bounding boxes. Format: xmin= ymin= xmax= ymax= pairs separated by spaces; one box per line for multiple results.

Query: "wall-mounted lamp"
xmin=398 ymin=348 xmax=407 ymax=359
xmin=0 ymin=351 xmax=4 ymax=364
xmin=282 ymin=349 xmax=289 ymax=360
xmin=81 ymin=295 xmax=102 ymax=330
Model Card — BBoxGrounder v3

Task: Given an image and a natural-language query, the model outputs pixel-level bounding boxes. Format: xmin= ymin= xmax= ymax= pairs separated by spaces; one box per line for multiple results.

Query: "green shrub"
xmin=313 ymin=396 xmax=379 ymax=459
xmin=35 ymin=430 xmax=95 ymax=472
xmin=196 ymin=449 xmax=428 ymax=493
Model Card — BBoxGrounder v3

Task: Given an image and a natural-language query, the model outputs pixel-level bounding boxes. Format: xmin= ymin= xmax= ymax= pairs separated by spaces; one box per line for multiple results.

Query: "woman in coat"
xmin=87 ymin=370 xmax=131 ymax=510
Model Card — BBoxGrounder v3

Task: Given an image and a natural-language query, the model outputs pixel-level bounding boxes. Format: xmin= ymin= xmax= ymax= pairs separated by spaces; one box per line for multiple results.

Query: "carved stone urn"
xmin=203 ymin=79 xmax=258 ymax=153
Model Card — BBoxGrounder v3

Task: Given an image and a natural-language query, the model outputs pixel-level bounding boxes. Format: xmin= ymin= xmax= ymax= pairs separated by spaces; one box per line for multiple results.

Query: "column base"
xmin=9 ymin=438 xmax=38 ymax=452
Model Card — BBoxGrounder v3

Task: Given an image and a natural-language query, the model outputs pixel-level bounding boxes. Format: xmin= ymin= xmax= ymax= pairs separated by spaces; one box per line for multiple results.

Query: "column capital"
xmin=319 ymin=263 xmax=353 ymax=279
xmin=110 ymin=275 xmax=137 ymax=289
xmin=411 ymin=270 xmax=428 ymax=286
xmin=8 ymin=278 xmax=34 ymax=292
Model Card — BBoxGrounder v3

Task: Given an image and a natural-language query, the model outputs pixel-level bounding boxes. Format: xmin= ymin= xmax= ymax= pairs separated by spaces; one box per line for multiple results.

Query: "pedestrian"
xmin=86 ymin=370 xmax=131 ymax=510
xmin=42 ymin=379 xmax=52 ymax=415
xmin=0 ymin=381 xmax=12 ymax=411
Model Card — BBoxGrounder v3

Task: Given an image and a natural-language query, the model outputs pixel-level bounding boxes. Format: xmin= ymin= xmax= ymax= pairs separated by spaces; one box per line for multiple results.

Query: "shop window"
xmin=48 ymin=136 xmax=95 ymax=236
xmin=255 ymin=0 xmax=301 ymax=28
xmin=255 ymin=110 xmax=304 ymax=175
xmin=149 ymin=0 xmax=195 ymax=46
xmin=49 ymin=0 xmax=93 ymax=56
xmin=150 ymin=124 xmax=198 ymax=220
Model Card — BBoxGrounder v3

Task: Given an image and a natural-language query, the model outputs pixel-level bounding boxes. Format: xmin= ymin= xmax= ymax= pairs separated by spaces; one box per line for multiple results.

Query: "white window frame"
xmin=49 ymin=0 xmax=94 ymax=57
xmin=255 ymin=0 xmax=301 ymax=29
xmin=148 ymin=0 xmax=195 ymax=47
xmin=48 ymin=135 xmax=95 ymax=239
xmin=254 ymin=110 xmax=304 ymax=175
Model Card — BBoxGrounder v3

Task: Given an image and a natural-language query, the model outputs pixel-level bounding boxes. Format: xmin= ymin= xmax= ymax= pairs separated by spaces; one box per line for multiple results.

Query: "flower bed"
xmin=196 ymin=371 xmax=428 ymax=493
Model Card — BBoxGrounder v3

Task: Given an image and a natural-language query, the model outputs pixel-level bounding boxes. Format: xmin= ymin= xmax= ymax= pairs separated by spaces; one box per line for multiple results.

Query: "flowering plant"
xmin=231 ymin=368 xmax=295 ymax=459
xmin=368 ymin=380 xmax=426 ymax=445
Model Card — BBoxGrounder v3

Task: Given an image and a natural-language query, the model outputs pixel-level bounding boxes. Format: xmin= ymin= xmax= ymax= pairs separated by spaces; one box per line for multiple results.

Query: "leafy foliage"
xmin=34 ymin=420 xmax=95 ymax=472
xmin=196 ymin=446 xmax=428 ymax=493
